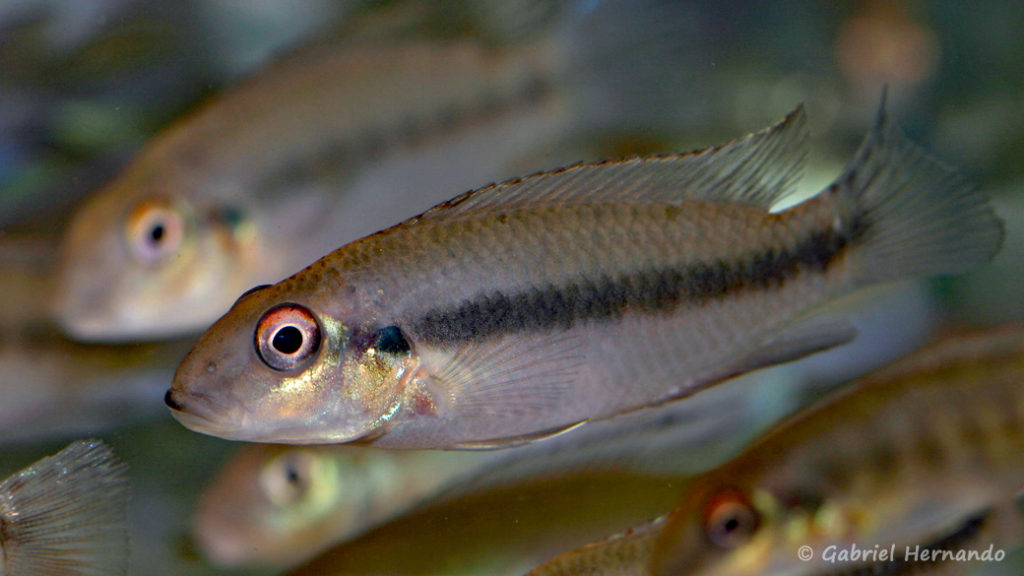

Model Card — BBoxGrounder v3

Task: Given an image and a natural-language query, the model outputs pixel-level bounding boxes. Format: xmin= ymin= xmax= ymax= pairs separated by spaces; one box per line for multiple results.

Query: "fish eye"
xmin=125 ymin=199 xmax=185 ymax=266
xmin=255 ymin=304 xmax=322 ymax=371
xmin=260 ymin=450 xmax=316 ymax=507
xmin=703 ymin=489 xmax=759 ymax=549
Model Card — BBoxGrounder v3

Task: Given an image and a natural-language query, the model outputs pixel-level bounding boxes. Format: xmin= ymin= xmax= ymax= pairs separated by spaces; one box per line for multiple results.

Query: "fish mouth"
xmin=165 ymin=388 xmax=244 ymax=438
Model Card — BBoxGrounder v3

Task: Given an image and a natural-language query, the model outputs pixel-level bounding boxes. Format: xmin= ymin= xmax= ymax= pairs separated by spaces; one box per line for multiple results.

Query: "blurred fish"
xmin=53 ymin=0 xmax=697 ymax=342
xmin=193 ymin=375 xmax=755 ymax=569
xmin=0 ymin=234 xmax=192 ymax=443
xmin=525 ymin=321 xmax=1024 ymax=575
xmin=284 ymin=470 xmax=686 ymax=576
xmin=0 ymin=336 xmax=191 ymax=444
xmin=0 ymin=439 xmax=129 ymax=576
xmin=167 ymin=98 xmax=1003 ymax=448
xmin=193 ymin=445 xmax=485 ymax=568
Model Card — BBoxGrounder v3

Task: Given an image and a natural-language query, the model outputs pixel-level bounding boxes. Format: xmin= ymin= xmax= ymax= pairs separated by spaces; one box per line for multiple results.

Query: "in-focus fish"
xmin=0 ymin=439 xmax=129 ymax=576
xmin=526 ymin=322 xmax=1024 ymax=575
xmin=167 ymin=96 xmax=1002 ymax=449
xmin=52 ymin=0 xmax=692 ymax=342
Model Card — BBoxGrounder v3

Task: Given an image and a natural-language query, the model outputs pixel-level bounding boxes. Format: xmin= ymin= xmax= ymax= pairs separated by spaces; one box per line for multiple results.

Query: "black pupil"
xmin=285 ymin=463 xmax=300 ymax=486
xmin=722 ymin=515 xmax=741 ymax=533
xmin=273 ymin=326 xmax=304 ymax=354
xmin=149 ymin=222 xmax=165 ymax=244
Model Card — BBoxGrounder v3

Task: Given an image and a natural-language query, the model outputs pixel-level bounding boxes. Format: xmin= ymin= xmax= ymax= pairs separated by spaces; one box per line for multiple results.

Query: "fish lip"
xmin=165 ymin=388 xmax=242 ymax=436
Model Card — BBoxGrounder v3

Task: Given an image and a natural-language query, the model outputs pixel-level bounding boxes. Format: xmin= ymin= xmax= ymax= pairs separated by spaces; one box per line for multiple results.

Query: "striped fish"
xmin=526 ymin=321 xmax=1024 ymax=575
xmin=51 ymin=0 xmax=697 ymax=342
xmin=165 ymin=98 xmax=1003 ymax=448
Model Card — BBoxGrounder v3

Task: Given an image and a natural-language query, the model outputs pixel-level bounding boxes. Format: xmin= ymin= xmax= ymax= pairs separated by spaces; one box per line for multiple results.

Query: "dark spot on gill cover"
xmin=374 ymin=325 xmax=411 ymax=355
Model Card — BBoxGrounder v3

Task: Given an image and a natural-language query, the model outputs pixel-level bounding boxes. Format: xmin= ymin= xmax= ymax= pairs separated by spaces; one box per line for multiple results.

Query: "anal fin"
xmin=729 ymin=316 xmax=858 ymax=380
xmin=451 ymin=419 xmax=588 ymax=450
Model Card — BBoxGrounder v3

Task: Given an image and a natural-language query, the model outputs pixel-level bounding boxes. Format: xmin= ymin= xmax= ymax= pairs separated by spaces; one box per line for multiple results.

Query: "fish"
xmin=284 ymin=470 xmax=688 ymax=576
xmin=192 ymin=445 xmax=487 ymax=568
xmin=193 ymin=373 xmax=760 ymax=569
xmin=52 ymin=0 xmax=695 ymax=342
xmin=524 ymin=321 xmax=1024 ymax=575
xmin=0 ymin=439 xmax=129 ymax=576
xmin=0 ymin=234 xmax=192 ymax=443
xmin=166 ymin=95 xmax=1003 ymax=449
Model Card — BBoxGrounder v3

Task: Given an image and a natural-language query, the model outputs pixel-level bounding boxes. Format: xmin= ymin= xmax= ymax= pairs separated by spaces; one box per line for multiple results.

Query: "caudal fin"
xmin=0 ymin=439 xmax=130 ymax=576
xmin=840 ymin=95 xmax=1004 ymax=286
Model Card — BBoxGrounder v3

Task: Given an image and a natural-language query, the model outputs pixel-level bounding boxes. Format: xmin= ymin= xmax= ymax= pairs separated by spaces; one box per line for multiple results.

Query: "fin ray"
xmin=0 ymin=439 xmax=130 ymax=576
xmin=412 ymin=104 xmax=808 ymax=222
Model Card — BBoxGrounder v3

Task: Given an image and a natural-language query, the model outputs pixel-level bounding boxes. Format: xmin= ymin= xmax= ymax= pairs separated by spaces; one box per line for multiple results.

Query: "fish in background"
xmin=167 ymin=98 xmax=1003 ymax=449
xmin=0 ymin=234 xmax=192 ymax=444
xmin=282 ymin=469 xmax=687 ymax=576
xmin=53 ymin=0 xmax=701 ymax=342
xmin=0 ymin=439 xmax=129 ymax=576
xmin=192 ymin=445 xmax=487 ymax=568
xmin=526 ymin=321 xmax=1024 ymax=575
xmin=191 ymin=371 xmax=758 ymax=570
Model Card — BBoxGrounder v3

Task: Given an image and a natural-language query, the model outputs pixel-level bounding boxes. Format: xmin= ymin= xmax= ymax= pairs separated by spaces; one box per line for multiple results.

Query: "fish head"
xmin=53 ymin=164 xmax=259 ymax=341
xmin=649 ymin=474 xmax=791 ymax=576
xmin=194 ymin=444 xmax=363 ymax=568
xmin=167 ymin=281 xmax=406 ymax=443
xmin=651 ymin=470 xmax=879 ymax=576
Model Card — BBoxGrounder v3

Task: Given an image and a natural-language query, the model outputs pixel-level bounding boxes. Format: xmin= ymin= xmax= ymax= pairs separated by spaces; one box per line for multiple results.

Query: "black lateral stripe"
xmin=411 ymin=222 xmax=855 ymax=345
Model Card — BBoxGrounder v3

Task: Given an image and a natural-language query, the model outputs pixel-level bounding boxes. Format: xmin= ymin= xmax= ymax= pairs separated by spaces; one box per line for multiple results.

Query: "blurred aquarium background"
xmin=1 ymin=1 xmax=1022 ymax=575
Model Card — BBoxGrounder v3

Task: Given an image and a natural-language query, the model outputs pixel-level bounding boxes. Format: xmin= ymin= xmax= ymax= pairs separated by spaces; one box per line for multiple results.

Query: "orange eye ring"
xmin=255 ymin=304 xmax=321 ymax=371
xmin=125 ymin=199 xmax=186 ymax=266
xmin=703 ymin=489 xmax=759 ymax=549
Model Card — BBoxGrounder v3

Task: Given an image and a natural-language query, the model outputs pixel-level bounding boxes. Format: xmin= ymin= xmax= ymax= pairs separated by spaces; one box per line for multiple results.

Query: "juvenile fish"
xmin=166 ymin=99 xmax=1003 ymax=448
xmin=526 ymin=322 xmax=1024 ymax=575
xmin=52 ymin=1 xmax=690 ymax=342
xmin=0 ymin=439 xmax=129 ymax=576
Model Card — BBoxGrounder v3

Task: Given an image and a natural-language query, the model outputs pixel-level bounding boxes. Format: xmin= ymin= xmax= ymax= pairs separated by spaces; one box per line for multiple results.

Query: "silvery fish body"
xmin=52 ymin=0 xmax=692 ymax=342
xmin=527 ymin=322 xmax=1024 ymax=576
xmin=167 ymin=100 xmax=1003 ymax=449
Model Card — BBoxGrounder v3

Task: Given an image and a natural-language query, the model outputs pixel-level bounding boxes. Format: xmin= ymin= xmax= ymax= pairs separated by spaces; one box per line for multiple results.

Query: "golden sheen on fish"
xmin=52 ymin=0 xmax=691 ymax=342
xmin=166 ymin=100 xmax=1003 ymax=448
xmin=193 ymin=445 xmax=487 ymax=568
xmin=0 ymin=439 xmax=129 ymax=576
xmin=526 ymin=322 xmax=1024 ymax=576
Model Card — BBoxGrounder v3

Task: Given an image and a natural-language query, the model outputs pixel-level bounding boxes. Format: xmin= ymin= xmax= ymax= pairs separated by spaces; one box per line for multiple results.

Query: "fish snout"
xmin=164 ymin=388 xmax=186 ymax=411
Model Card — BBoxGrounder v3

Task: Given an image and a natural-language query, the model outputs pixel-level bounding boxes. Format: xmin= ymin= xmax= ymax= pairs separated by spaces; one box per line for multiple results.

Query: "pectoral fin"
xmin=417 ymin=331 xmax=590 ymax=449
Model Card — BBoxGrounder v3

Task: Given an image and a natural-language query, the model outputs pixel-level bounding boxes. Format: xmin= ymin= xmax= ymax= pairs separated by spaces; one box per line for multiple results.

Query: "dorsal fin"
xmin=412 ymin=105 xmax=808 ymax=223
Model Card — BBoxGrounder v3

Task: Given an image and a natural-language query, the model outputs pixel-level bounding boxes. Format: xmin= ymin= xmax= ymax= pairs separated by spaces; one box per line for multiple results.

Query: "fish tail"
xmin=839 ymin=95 xmax=1003 ymax=286
xmin=0 ymin=440 xmax=130 ymax=576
